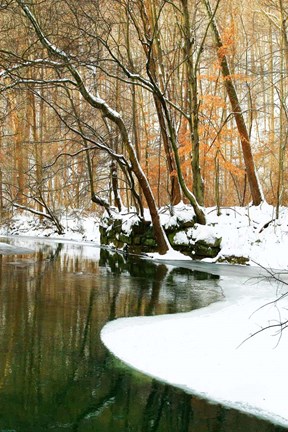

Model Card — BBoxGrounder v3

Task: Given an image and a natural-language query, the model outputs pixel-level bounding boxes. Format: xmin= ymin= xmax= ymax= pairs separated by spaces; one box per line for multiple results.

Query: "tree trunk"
xmin=203 ymin=0 xmax=264 ymax=206
xmin=181 ymin=0 xmax=204 ymax=205
xmin=276 ymin=0 xmax=288 ymax=218
xmin=16 ymin=0 xmax=170 ymax=254
xmin=137 ymin=0 xmax=182 ymax=205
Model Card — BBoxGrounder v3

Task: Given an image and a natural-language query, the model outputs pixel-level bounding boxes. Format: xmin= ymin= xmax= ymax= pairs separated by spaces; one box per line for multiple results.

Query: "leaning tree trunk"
xmin=203 ymin=0 xmax=264 ymax=206
xmin=137 ymin=0 xmax=182 ymax=206
xmin=16 ymin=0 xmax=170 ymax=254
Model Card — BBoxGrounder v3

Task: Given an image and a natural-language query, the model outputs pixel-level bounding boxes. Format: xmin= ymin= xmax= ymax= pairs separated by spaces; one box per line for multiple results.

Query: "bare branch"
xmin=13 ymin=202 xmax=53 ymax=220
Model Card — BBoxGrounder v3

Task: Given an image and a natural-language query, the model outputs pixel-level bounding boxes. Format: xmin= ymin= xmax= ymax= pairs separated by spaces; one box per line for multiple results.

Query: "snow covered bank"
xmin=1 ymin=203 xmax=288 ymax=271
xmin=159 ymin=201 xmax=288 ymax=270
xmin=0 ymin=242 xmax=34 ymax=255
xmin=101 ymin=273 xmax=288 ymax=427
xmin=100 ymin=202 xmax=288 ymax=270
xmin=205 ymin=202 xmax=288 ymax=270
xmin=0 ymin=212 xmax=100 ymax=244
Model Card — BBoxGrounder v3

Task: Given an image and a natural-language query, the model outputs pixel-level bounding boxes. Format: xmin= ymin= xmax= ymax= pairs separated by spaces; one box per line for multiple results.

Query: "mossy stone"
xmin=168 ymin=232 xmax=176 ymax=245
xmin=193 ymin=243 xmax=218 ymax=258
xmin=217 ymin=255 xmax=249 ymax=265
xmin=119 ymin=234 xmax=132 ymax=244
xmin=143 ymin=238 xmax=157 ymax=247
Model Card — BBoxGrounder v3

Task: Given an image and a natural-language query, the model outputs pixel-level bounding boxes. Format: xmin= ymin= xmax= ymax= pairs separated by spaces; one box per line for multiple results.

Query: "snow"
xmin=2 ymin=205 xmax=288 ymax=426
xmin=160 ymin=201 xmax=196 ymax=229
xmin=0 ymin=212 xmax=100 ymax=244
xmin=147 ymin=248 xmax=192 ymax=261
xmin=149 ymin=201 xmax=288 ymax=270
xmin=114 ymin=211 xmax=140 ymax=236
xmin=190 ymin=223 xmax=219 ymax=244
xmin=101 ymin=273 xmax=288 ymax=427
xmin=99 ymin=202 xmax=288 ymax=428
xmin=173 ymin=230 xmax=189 ymax=245
xmin=1 ymin=202 xmax=288 ymax=270
xmin=0 ymin=242 xmax=33 ymax=255
xmin=200 ymin=202 xmax=288 ymax=269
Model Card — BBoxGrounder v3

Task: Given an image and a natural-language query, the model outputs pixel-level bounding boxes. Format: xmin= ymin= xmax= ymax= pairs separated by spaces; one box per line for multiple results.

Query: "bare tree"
xmin=121 ymin=0 xmax=206 ymax=222
xmin=9 ymin=0 xmax=171 ymax=253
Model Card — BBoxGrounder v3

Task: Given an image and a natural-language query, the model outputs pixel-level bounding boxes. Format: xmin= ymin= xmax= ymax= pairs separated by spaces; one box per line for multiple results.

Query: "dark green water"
xmin=0 ymin=238 xmax=286 ymax=432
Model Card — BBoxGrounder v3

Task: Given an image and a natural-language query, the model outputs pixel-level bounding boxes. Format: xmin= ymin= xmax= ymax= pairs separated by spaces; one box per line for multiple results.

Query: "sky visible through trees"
xmin=0 ymin=0 xmax=287 ymax=245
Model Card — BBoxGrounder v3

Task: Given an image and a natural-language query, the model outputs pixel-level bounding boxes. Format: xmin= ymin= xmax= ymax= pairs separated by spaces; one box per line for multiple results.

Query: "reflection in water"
xmin=0 ymin=239 xmax=285 ymax=432
xmin=99 ymin=249 xmax=221 ymax=318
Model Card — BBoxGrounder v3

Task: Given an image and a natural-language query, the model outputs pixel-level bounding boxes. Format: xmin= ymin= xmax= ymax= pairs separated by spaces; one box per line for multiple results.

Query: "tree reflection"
xmin=99 ymin=249 xmax=221 ymax=317
xmin=141 ymin=381 xmax=169 ymax=432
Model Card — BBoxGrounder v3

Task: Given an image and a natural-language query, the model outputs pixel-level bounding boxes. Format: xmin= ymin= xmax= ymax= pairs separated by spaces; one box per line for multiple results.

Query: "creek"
xmin=0 ymin=237 xmax=286 ymax=432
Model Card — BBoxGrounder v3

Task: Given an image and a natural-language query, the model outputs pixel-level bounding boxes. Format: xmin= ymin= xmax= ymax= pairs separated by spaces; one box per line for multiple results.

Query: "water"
xmin=0 ymin=238 xmax=286 ymax=432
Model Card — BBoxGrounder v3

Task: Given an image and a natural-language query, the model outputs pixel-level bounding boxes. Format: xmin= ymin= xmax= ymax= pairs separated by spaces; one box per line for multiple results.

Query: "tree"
xmin=180 ymin=0 xmax=205 ymax=205
xmin=203 ymin=0 xmax=264 ymax=206
xmin=3 ymin=0 xmax=288 ymax=236
xmin=127 ymin=0 xmax=182 ymax=206
xmin=3 ymin=0 xmax=170 ymax=253
xmin=121 ymin=0 xmax=206 ymax=222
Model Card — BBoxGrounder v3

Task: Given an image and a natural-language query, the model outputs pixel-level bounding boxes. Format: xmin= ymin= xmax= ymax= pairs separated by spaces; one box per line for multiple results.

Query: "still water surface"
xmin=0 ymin=238 xmax=286 ymax=432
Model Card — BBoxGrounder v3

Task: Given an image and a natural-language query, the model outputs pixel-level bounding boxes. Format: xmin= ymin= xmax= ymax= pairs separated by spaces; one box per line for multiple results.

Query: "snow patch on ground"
xmin=161 ymin=202 xmax=196 ymax=229
xmin=0 ymin=212 xmax=100 ymax=244
xmin=190 ymin=224 xmax=219 ymax=244
xmin=173 ymin=230 xmax=189 ymax=245
xmin=203 ymin=202 xmax=288 ymax=269
xmin=147 ymin=248 xmax=192 ymax=261
xmin=115 ymin=212 xmax=140 ymax=236
xmin=101 ymin=275 xmax=288 ymax=427
xmin=153 ymin=202 xmax=288 ymax=270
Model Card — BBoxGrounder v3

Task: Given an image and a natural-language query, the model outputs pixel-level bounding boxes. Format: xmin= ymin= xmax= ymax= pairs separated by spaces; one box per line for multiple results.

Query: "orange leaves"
xmin=178 ymin=117 xmax=190 ymax=144
xmin=202 ymin=94 xmax=225 ymax=107
xmin=178 ymin=117 xmax=191 ymax=158
xmin=218 ymin=24 xmax=235 ymax=59
xmin=199 ymin=73 xmax=220 ymax=82
xmin=201 ymin=94 xmax=226 ymax=118
xmin=169 ymin=169 xmax=177 ymax=178
xmin=178 ymin=143 xmax=191 ymax=157
xmin=219 ymin=157 xmax=245 ymax=177
xmin=223 ymin=73 xmax=250 ymax=83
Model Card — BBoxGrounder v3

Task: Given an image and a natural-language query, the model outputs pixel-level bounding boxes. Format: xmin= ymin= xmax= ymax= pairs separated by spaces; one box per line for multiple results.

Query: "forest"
xmin=0 ymin=0 xmax=287 ymax=253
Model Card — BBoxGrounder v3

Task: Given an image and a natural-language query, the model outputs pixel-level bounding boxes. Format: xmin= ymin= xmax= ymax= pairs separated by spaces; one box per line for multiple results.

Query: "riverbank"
xmin=1 ymin=201 xmax=288 ymax=269
xmin=101 ymin=271 xmax=288 ymax=428
xmin=1 ymin=204 xmax=288 ymax=427
xmin=0 ymin=211 xmax=101 ymax=244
